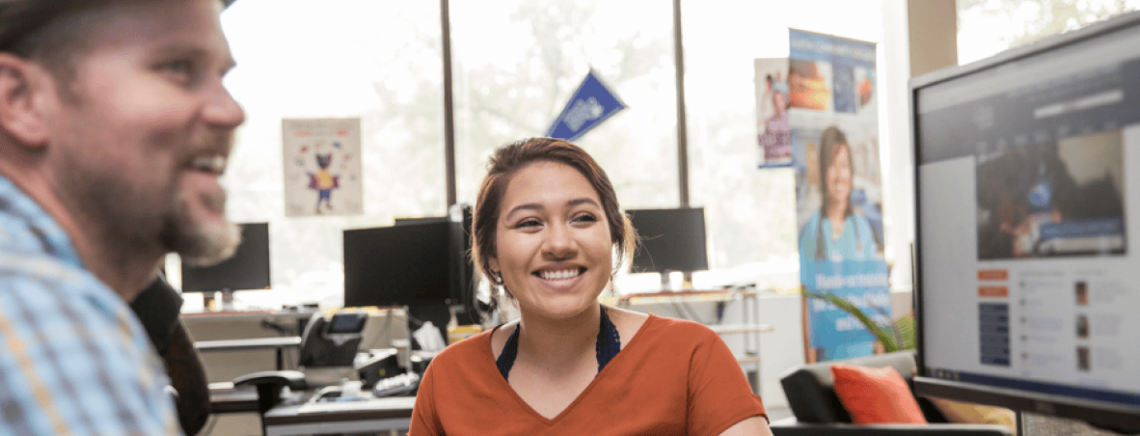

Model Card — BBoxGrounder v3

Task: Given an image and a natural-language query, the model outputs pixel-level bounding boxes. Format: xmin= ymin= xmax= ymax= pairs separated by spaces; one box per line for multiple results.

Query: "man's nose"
xmin=204 ymin=82 xmax=246 ymax=129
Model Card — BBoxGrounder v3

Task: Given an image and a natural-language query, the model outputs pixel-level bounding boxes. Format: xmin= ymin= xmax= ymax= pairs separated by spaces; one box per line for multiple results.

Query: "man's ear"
xmin=0 ymin=53 xmax=51 ymax=147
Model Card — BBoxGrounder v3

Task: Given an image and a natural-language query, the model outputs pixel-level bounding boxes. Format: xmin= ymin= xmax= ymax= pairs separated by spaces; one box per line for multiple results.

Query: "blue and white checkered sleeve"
xmin=0 ymin=263 xmax=181 ymax=436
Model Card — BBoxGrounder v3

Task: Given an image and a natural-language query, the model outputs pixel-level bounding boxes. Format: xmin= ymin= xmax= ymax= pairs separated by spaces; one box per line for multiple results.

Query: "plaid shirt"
xmin=0 ymin=176 xmax=181 ymax=436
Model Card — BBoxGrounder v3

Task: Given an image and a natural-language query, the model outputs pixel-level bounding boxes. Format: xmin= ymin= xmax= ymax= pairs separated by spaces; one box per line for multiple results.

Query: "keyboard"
xmin=372 ymin=372 xmax=420 ymax=398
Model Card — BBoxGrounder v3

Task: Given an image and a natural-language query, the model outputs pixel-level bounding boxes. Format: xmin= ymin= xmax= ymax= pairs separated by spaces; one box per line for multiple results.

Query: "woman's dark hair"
xmin=471 ymin=137 xmax=635 ymax=293
xmin=818 ymin=125 xmax=854 ymax=217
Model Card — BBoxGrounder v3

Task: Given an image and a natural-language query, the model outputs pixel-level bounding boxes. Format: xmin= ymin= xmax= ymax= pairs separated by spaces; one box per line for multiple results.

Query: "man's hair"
xmin=472 ymin=137 xmax=637 ymax=297
xmin=0 ymin=0 xmax=231 ymax=81
xmin=0 ymin=0 xmax=137 ymax=85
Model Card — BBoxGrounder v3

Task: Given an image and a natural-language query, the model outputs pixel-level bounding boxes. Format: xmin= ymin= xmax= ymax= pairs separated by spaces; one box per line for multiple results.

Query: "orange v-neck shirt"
xmin=409 ymin=314 xmax=767 ymax=436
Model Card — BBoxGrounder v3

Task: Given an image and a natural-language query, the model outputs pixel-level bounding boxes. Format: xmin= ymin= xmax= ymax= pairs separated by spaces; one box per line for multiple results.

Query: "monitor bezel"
xmin=909 ymin=10 xmax=1140 ymax=431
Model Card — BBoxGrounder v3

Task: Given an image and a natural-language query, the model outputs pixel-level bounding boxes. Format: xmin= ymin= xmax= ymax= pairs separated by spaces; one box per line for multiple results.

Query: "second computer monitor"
xmin=627 ymin=207 xmax=709 ymax=275
xmin=180 ymin=222 xmax=271 ymax=293
xmin=343 ymin=222 xmax=453 ymax=308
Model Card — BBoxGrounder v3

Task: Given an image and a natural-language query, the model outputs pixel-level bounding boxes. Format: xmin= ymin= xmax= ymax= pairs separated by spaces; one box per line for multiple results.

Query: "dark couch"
xmin=771 ymin=351 xmax=1012 ymax=436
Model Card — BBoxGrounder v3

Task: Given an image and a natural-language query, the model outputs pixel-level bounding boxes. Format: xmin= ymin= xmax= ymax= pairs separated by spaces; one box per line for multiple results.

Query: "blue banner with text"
xmin=802 ymin=259 xmax=890 ymax=361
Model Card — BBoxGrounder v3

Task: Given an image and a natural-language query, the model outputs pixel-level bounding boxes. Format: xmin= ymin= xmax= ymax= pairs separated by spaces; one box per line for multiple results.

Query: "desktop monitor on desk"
xmin=181 ymin=222 xmax=271 ymax=309
xmin=627 ymin=208 xmax=709 ymax=289
xmin=344 ymin=221 xmax=460 ymax=352
xmin=343 ymin=222 xmax=454 ymax=308
xmin=911 ymin=10 xmax=1140 ymax=432
xmin=392 ymin=203 xmax=475 ymax=312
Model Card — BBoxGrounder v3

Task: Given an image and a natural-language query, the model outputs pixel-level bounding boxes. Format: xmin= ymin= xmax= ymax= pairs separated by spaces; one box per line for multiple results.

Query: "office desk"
xmin=208 ymin=382 xmax=261 ymax=414
xmin=263 ymin=396 xmax=416 ymax=436
xmin=195 ymin=336 xmax=302 ymax=370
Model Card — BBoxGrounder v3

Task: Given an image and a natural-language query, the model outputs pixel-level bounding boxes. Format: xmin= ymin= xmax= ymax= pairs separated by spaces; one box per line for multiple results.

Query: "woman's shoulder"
xmin=428 ymin=325 xmax=497 ymax=368
xmin=627 ymin=313 xmax=721 ymax=347
xmin=605 ymin=306 xmax=649 ymax=348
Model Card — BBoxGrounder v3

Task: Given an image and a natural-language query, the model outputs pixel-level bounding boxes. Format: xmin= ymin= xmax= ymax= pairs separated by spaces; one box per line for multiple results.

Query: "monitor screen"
xmin=912 ymin=11 xmax=1140 ymax=430
xmin=325 ymin=313 xmax=368 ymax=335
xmin=393 ymin=205 xmax=474 ymax=309
xmin=180 ymin=223 xmax=271 ymax=293
xmin=627 ymin=208 xmax=709 ymax=273
xmin=343 ymin=221 xmax=453 ymax=307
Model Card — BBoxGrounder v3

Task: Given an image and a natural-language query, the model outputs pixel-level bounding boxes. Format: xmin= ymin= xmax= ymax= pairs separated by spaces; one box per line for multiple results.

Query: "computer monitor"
xmin=392 ymin=204 xmax=475 ymax=311
xmin=911 ymin=11 xmax=1140 ymax=431
xmin=343 ymin=221 xmax=454 ymax=308
xmin=627 ymin=208 xmax=709 ymax=288
xmin=180 ymin=223 xmax=271 ymax=306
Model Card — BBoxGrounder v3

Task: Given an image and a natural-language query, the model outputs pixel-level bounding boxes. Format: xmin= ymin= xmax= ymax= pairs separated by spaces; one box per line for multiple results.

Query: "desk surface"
xmin=263 ymin=396 xmax=415 ymax=436
xmin=195 ymin=336 xmax=302 ymax=352
xmin=208 ymin=383 xmax=261 ymax=414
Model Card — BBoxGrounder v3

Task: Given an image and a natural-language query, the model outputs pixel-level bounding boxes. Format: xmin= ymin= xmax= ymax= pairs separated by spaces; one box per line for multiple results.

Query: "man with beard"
xmin=0 ymin=0 xmax=245 ymax=434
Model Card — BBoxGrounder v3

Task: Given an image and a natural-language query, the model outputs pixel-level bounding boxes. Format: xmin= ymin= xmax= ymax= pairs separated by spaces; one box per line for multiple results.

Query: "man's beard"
xmin=162 ymin=188 xmax=241 ymax=267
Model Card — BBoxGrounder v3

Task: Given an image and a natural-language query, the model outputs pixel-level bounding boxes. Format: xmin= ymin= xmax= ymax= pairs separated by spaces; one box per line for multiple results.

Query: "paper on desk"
xmin=413 ymin=321 xmax=447 ymax=352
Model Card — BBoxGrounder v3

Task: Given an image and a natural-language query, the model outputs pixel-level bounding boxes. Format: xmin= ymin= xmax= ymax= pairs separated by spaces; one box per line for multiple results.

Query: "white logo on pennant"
xmin=566 ymin=97 xmax=604 ymax=132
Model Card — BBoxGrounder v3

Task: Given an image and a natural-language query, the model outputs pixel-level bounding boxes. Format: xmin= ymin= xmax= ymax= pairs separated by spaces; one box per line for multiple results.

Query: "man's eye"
xmin=165 ymin=60 xmax=192 ymax=73
xmin=160 ymin=60 xmax=198 ymax=83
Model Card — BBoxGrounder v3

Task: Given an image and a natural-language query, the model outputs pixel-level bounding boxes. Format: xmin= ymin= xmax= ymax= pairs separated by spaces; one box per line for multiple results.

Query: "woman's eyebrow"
xmin=504 ymin=203 xmax=543 ymax=221
xmin=567 ymin=198 xmax=601 ymax=208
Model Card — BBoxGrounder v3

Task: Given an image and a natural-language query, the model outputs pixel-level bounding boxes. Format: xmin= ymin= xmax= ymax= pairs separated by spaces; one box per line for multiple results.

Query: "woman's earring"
xmin=490 ymin=270 xmax=503 ymax=286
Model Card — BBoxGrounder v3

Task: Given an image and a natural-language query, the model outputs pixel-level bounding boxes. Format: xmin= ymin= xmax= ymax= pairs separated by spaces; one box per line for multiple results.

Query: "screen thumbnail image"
xmin=1076 ymin=313 xmax=1089 ymax=339
xmin=1076 ymin=281 xmax=1089 ymax=306
xmin=1077 ymin=346 xmax=1091 ymax=372
xmin=976 ymin=130 xmax=1126 ymax=260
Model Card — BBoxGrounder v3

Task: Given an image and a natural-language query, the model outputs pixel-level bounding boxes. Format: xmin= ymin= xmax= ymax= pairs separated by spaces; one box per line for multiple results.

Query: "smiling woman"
xmin=409 ymin=138 xmax=772 ymax=436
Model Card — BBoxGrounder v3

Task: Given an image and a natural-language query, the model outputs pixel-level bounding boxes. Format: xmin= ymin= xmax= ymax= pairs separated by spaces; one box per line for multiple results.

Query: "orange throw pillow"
xmin=831 ymin=364 xmax=928 ymax=424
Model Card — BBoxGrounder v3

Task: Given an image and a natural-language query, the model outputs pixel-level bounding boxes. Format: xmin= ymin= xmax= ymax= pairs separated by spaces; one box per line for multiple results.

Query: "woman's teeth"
xmin=540 ymin=269 xmax=582 ymax=280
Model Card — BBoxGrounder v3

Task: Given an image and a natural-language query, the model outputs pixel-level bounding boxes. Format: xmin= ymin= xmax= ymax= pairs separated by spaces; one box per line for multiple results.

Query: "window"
xmin=958 ymin=0 xmax=1140 ymax=64
xmin=187 ymin=0 xmax=446 ymax=307
xmin=682 ymin=0 xmax=886 ymax=289
xmin=450 ymin=0 xmax=679 ymax=211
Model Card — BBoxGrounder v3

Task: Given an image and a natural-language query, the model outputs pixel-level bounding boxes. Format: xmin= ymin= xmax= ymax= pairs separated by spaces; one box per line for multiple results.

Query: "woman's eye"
xmin=515 ymin=219 xmax=542 ymax=228
xmin=572 ymin=214 xmax=598 ymax=224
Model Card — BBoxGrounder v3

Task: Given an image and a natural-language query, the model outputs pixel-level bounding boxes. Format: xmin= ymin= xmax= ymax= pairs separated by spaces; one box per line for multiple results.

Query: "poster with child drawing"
xmin=282 ymin=118 xmax=363 ymax=217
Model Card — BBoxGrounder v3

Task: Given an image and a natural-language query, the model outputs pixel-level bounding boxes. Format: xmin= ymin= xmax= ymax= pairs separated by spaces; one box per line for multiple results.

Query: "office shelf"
xmin=708 ymin=323 xmax=773 ymax=336
xmin=609 ymin=288 xmax=769 ymax=394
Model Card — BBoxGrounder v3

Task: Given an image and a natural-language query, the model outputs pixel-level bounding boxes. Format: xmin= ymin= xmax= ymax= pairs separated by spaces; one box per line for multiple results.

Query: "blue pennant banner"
xmin=546 ymin=70 xmax=627 ymax=142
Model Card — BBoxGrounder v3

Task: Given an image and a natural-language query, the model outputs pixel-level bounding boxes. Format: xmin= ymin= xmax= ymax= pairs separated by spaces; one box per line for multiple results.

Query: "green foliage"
xmin=802 ymin=290 xmax=917 ymax=353
xmin=894 ymin=313 xmax=917 ymax=350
